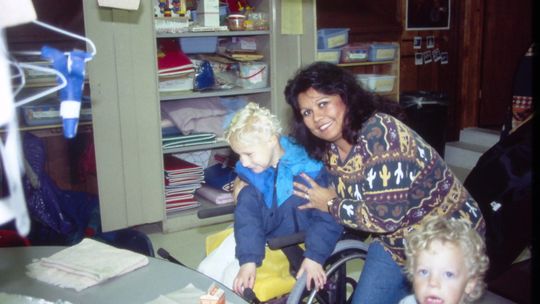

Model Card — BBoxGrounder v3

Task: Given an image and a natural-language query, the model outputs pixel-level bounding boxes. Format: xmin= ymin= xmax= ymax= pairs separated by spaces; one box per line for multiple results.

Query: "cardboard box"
xmin=197 ymin=0 xmax=220 ymax=27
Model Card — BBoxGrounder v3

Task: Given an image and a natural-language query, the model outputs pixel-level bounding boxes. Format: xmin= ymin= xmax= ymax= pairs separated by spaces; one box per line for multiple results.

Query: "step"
xmin=444 ymin=141 xmax=488 ymax=170
xmin=448 ymin=165 xmax=471 ymax=183
xmin=459 ymin=127 xmax=500 ymax=149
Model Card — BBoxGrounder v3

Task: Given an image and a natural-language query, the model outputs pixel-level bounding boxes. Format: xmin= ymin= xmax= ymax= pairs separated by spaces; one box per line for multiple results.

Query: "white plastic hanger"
xmin=15 ymin=20 xmax=96 ymax=59
xmin=0 ymin=18 xmax=96 ymax=236
xmin=11 ymin=60 xmax=68 ymax=107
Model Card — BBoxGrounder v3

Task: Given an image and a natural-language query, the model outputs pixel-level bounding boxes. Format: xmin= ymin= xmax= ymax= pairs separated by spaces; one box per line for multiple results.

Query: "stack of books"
xmin=163 ymin=154 xmax=204 ymax=214
xmin=157 ymin=38 xmax=195 ymax=92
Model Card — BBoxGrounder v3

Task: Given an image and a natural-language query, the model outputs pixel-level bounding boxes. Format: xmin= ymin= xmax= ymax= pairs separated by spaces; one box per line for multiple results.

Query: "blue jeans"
xmin=351 ymin=241 xmax=411 ymax=304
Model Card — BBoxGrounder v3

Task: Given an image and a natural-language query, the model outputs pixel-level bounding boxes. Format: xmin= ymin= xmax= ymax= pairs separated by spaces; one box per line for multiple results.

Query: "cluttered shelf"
xmin=337 ymin=60 xmax=394 ymax=67
xmin=162 ymin=138 xmax=229 ymax=154
xmin=160 ymin=87 xmax=270 ymax=101
xmin=0 ymin=121 xmax=93 ymax=134
xmin=156 ymin=29 xmax=270 ymax=38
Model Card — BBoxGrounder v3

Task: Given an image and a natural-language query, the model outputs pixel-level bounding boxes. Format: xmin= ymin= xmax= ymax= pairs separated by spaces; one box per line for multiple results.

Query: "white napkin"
xmin=26 ymin=238 xmax=149 ymax=291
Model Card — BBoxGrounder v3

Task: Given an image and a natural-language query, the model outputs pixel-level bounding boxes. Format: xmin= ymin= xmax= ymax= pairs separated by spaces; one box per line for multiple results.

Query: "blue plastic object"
xmin=41 ymin=46 xmax=92 ymax=139
xmin=317 ymin=28 xmax=350 ymax=49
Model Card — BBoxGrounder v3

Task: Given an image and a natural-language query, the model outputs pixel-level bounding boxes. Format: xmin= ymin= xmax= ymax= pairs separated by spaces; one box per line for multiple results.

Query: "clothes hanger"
xmin=11 ymin=61 xmax=68 ymax=107
xmin=0 ymin=18 xmax=96 ymax=235
xmin=15 ymin=20 xmax=96 ymax=59
xmin=12 ymin=19 xmax=97 ymax=139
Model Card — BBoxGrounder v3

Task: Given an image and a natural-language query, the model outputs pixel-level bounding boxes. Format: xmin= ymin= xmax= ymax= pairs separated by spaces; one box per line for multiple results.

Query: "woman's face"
xmin=297 ymin=87 xmax=347 ymax=144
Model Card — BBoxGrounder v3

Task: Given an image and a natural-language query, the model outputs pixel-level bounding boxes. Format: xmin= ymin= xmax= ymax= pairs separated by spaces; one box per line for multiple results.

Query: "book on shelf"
xmin=163 ymin=155 xmax=205 ymax=213
xmin=162 ymin=133 xmax=217 ymax=150
xmin=196 ymin=185 xmax=234 ymax=205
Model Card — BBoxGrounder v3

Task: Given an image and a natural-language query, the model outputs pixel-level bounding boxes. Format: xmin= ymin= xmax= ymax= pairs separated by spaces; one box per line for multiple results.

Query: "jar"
xmin=227 ymin=14 xmax=245 ymax=31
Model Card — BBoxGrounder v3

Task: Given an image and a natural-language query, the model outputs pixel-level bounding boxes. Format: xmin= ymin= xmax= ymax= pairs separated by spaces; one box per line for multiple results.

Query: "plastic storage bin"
xmin=340 ymin=43 xmax=370 ymax=63
xmin=179 ymin=36 xmax=218 ymax=54
xmin=317 ymin=28 xmax=350 ymax=49
xmin=317 ymin=48 xmax=341 ymax=64
xmin=21 ymin=100 xmax=93 ymax=126
xmin=355 ymin=74 xmax=396 ymax=93
xmin=368 ymin=43 xmax=398 ymax=62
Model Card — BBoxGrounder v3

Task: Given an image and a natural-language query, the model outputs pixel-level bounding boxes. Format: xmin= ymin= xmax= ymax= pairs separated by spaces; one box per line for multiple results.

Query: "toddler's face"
xmin=231 ymin=138 xmax=277 ymax=174
xmin=412 ymin=240 xmax=476 ymax=304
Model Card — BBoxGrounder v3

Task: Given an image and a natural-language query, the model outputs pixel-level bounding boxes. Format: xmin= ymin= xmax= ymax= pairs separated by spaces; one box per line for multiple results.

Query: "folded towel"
xmin=196 ymin=185 xmax=234 ymax=205
xmin=26 ymin=238 xmax=149 ymax=291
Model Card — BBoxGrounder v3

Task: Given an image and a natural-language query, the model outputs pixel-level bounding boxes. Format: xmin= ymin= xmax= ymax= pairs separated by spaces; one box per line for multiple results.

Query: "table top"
xmin=0 ymin=246 xmax=248 ymax=304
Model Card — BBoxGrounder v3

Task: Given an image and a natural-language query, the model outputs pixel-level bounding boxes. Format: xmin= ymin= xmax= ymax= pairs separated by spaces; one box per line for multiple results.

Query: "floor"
xmin=142 ymin=221 xmax=232 ymax=269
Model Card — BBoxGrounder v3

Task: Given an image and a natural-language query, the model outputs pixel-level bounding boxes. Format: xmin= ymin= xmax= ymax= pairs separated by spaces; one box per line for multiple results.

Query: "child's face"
xmin=412 ymin=240 xmax=476 ymax=304
xmin=231 ymin=136 xmax=279 ymax=174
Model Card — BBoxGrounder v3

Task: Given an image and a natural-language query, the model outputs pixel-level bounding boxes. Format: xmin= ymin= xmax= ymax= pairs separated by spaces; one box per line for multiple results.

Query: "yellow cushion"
xmin=205 ymin=228 xmax=296 ymax=302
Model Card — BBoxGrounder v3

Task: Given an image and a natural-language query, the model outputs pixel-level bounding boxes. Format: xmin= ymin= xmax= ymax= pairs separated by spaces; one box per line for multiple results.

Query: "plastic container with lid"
xmin=317 ymin=28 xmax=350 ymax=49
xmin=227 ymin=14 xmax=245 ymax=31
xmin=340 ymin=43 xmax=370 ymax=63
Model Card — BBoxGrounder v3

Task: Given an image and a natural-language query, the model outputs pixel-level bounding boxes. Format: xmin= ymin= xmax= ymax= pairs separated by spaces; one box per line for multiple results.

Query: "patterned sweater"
xmin=326 ymin=113 xmax=485 ymax=265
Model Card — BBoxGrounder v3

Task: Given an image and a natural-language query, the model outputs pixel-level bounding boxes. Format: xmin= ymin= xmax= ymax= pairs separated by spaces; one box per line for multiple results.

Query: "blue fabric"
xmin=351 ymin=241 xmax=411 ymax=304
xmin=235 ymin=136 xmax=323 ymax=208
xmin=234 ymin=171 xmax=343 ymax=266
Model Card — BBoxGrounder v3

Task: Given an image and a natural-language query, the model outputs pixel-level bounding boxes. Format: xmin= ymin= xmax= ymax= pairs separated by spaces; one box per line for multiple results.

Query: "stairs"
xmin=444 ymin=127 xmax=501 ymax=182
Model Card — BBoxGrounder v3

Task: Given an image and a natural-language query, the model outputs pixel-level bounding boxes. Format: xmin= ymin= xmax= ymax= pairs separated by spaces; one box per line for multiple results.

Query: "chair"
xmin=194 ymin=206 xmax=369 ymax=304
xmin=94 ymin=228 xmax=155 ymax=257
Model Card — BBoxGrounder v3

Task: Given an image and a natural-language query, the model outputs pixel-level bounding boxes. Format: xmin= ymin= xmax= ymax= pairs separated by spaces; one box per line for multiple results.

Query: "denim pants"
xmin=351 ymin=241 xmax=411 ymax=304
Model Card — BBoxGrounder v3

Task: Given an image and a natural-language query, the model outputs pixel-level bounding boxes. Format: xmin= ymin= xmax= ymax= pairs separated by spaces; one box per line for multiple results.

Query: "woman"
xmin=284 ymin=62 xmax=485 ymax=304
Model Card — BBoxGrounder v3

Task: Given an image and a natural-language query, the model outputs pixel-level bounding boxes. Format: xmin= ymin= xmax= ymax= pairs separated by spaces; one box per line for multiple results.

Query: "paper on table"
xmin=97 ymin=0 xmax=140 ymax=10
xmin=145 ymin=283 xmax=204 ymax=304
xmin=146 ymin=283 xmax=234 ymax=304
xmin=0 ymin=292 xmax=73 ymax=304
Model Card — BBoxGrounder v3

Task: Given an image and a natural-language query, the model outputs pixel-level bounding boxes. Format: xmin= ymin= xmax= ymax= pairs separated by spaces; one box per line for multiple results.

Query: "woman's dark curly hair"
xmin=284 ymin=61 xmax=405 ymax=160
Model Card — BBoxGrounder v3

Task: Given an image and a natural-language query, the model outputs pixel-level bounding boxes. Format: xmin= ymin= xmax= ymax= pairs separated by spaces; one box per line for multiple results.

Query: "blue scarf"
xmin=235 ymin=136 xmax=323 ymax=208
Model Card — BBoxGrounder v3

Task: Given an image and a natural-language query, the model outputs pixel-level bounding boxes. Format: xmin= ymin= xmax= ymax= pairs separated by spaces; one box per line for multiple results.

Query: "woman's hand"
xmin=232 ymin=177 xmax=247 ymax=203
xmin=296 ymin=258 xmax=326 ymax=291
xmin=294 ymin=173 xmax=337 ymax=212
xmin=233 ymin=262 xmax=256 ymax=295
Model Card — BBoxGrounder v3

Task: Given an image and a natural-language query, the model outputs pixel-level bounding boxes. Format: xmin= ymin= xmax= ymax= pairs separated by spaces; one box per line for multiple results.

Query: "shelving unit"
xmin=153 ymin=4 xmax=274 ymax=231
xmin=336 ymin=44 xmax=400 ymax=102
xmin=83 ymin=0 xmax=318 ymax=233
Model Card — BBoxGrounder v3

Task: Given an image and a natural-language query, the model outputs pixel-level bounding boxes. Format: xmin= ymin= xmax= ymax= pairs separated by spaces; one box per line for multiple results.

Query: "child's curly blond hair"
xmin=224 ymin=102 xmax=282 ymax=146
xmin=404 ymin=217 xmax=489 ymax=303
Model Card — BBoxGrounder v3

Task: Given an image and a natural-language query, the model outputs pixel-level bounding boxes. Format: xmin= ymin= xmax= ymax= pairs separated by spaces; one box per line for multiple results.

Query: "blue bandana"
xmin=235 ymin=136 xmax=323 ymax=208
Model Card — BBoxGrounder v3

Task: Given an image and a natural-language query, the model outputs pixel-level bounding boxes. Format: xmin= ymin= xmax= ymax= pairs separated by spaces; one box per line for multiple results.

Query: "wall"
xmin=317 ymin=0 xmax=533 ymax=140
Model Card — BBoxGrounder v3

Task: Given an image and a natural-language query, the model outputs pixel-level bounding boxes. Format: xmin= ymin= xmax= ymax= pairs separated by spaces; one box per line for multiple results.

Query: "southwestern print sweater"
xmin=326 ymin=113 xmax=485 ymax=265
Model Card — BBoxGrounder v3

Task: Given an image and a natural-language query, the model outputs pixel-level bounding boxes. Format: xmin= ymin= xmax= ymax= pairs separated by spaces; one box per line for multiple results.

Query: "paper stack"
xmin=163 ymin=154 xmax=204 ymax=214
xmin=157 ymin=38 xmax=195 ymax=92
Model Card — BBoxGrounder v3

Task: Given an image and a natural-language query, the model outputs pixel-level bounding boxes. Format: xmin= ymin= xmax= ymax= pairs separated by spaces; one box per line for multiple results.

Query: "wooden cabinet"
xmin=82 ymin=0 xmax=317 ymax=232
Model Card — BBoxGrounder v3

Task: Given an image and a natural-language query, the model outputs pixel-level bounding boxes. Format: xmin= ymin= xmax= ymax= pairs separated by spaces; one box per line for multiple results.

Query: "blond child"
xmin=197 ymin=102 xmax=343 ymax=296
xmin=400 ymin=217 xmax=489 ymax=304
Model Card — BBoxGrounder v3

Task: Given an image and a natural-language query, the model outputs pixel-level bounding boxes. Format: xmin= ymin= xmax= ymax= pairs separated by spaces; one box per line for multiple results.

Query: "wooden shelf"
xmin=337 ymin=60 xmax=394 ymax=67
xmin=160 ymin=87 xmax=271 ymax=101
xmin=156 ymin=30 xmax=270 ymax=38
xmin=1 ymin=121 xmax=92 ymax=133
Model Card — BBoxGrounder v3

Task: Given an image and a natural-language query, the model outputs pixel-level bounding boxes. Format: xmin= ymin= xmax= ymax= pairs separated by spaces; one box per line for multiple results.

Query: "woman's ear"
xmin=464 ymin=277 xmax=478 ymax=295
